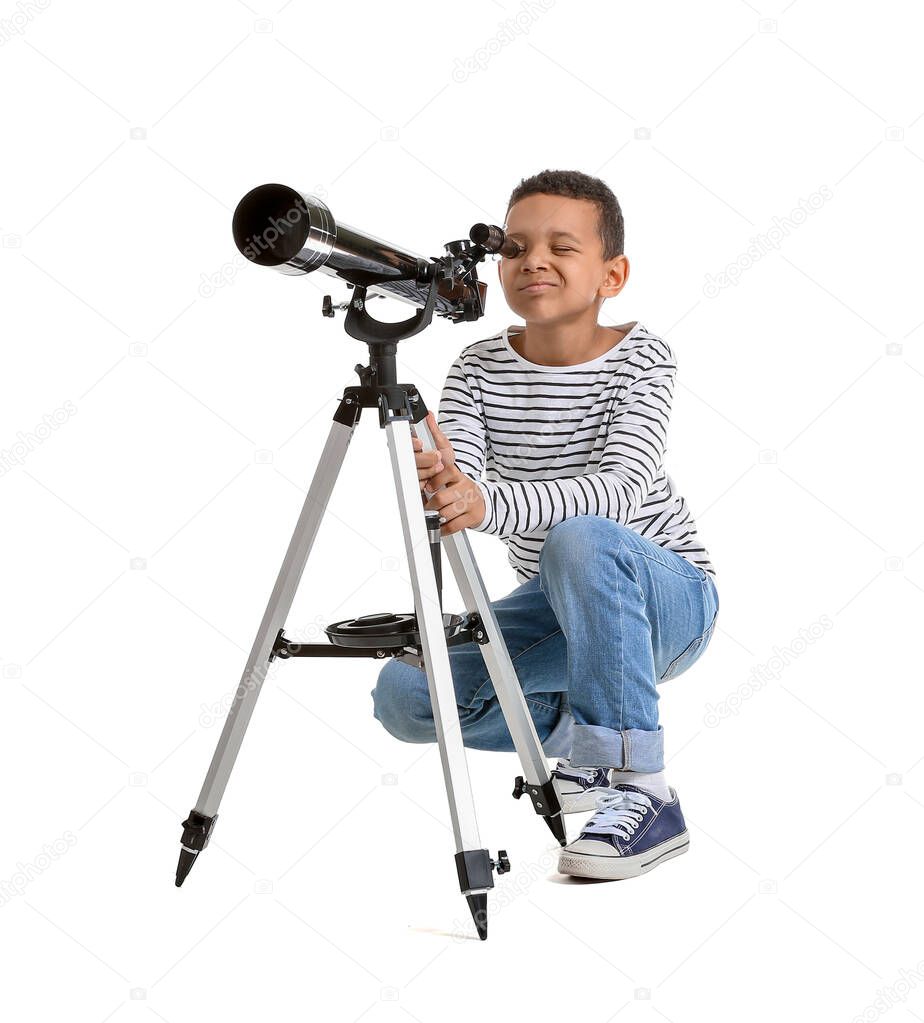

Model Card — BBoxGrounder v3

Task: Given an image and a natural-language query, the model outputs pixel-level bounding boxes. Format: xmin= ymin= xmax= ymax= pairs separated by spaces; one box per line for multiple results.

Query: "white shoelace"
xmin=583 ymin=788 xmax=653 ymax=839
xmin=553 ymin=759 xmax=600 ymax=783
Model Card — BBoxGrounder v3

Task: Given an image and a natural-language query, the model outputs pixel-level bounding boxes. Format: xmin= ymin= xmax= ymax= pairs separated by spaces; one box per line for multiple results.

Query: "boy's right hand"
xmin=412 ymin=413 xmax=455 ymax=492
xmin=413 ymin=435 xmax=443 ymax=491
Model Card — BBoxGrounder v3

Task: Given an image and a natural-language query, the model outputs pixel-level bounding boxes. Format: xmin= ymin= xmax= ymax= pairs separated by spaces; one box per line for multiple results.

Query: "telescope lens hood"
xmin=232 ymin=183 xmax=334 ymax=274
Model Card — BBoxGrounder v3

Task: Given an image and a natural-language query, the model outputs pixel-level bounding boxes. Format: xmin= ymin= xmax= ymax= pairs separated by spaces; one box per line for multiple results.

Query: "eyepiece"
xmin=470 ymin=222 xmax=520 ymax=258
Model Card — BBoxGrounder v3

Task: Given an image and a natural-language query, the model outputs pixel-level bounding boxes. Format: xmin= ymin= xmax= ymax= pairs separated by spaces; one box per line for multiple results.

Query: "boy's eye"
xmin=504 ymin=245 xmax=573 ymax=257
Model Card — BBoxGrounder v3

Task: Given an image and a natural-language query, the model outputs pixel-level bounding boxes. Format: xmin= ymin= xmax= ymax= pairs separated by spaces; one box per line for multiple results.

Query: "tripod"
xmin=174 ymin=293 xmax=567 ymax=941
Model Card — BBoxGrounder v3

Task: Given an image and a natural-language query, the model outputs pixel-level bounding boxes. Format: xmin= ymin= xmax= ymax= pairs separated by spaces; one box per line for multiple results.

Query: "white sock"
xmin=609 ymin=768 xmax=671 ymax=801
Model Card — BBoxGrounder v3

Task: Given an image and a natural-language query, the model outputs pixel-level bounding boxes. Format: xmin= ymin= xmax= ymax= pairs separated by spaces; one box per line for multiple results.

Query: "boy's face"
xmin=497 ymin=192 xmax=629 ymax=325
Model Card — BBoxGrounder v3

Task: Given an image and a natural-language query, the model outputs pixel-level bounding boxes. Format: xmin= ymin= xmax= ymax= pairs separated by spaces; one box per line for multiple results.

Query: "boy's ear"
xmin=602 ymin=254 xmax=630 ymax=296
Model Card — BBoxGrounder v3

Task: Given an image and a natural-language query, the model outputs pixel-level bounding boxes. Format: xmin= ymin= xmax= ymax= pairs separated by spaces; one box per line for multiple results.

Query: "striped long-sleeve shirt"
xmin=436 ymin=319 xmax=716 ymax=585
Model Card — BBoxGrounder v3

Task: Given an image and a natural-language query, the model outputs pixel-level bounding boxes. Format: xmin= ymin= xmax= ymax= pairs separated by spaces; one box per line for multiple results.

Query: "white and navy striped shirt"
xmin=436 ymin=320 xmax=716 ymax=585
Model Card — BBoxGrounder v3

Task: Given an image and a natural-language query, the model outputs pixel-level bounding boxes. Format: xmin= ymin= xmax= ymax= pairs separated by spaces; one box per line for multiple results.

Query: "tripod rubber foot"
xmin=175 ymin=809 xmax=217 ymax=887
xmin=513 ymin=775 xmax=568 ymax=845
xmin=466 ymin=892 xmax=488 ymax=940
xmin=175 ymin=847 xmax=198 ymax=887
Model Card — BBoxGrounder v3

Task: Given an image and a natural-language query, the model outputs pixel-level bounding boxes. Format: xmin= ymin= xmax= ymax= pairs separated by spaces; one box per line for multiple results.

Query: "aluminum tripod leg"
xmin=174 ymin=415 xmax=356 ymax=886
xmin=413 ymin=419 xmax=566 ymax=847
xmin=384 ymin=416 xmax=511 ymax=938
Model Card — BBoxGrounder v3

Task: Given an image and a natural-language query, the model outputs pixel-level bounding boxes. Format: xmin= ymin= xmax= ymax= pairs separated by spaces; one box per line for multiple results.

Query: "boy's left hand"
xmin=423 ymin=417 xmax=486 ymax=536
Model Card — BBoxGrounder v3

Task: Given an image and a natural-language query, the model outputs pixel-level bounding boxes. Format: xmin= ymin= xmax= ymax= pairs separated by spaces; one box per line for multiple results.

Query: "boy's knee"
xmin=541 ymin=515 xmax=635 ymax=577
xmin=370 ymin=659 xmax=436 ymax=744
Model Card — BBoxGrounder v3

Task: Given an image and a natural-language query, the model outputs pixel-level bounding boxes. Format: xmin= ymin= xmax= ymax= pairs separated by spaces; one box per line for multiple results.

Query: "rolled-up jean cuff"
xmin=541 ymin=708 xmax=574 ymax=757
xmin=570 ymin=724 xmax=664 ymax=772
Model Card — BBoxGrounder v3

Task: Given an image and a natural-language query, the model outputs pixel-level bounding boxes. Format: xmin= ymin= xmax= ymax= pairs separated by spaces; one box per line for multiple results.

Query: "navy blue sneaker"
xmin=557 ymin=784 xmax=689 ymax=879
xmin=551 ymin=759 xmax=613 ymax=813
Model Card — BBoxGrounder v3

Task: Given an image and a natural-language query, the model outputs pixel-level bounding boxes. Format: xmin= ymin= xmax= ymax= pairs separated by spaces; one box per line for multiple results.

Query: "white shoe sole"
xmin=558 ymin=830 xmax=690 ymax=880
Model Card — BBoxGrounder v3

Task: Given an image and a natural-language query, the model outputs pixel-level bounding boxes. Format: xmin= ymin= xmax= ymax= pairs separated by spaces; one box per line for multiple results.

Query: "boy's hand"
xmin=411 ymin=413 xmax=485 ymax=535
xmin=423 ymin=465 xmax=486 ymax=535
xmin=412 ymin=411 xmax=456 ymax=492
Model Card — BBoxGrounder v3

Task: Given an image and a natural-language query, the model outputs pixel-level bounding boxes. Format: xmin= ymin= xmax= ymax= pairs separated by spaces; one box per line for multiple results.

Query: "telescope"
xmin=175 ymin=182 xmax=574 ymax=939
xmin=231 ymin=182 xmax=521 ymax=344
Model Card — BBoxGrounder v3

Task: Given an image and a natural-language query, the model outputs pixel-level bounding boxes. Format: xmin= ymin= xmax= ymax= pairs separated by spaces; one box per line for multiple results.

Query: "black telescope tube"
xmin=231 ymin=183 xmax=464 ymax=313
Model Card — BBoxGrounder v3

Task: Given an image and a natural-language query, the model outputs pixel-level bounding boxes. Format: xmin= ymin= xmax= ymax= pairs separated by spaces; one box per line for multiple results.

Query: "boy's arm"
xmin=435 ymin=354 xmax=487 ymax=483
xmin=473 ymin=340 xmax=676 ymax=537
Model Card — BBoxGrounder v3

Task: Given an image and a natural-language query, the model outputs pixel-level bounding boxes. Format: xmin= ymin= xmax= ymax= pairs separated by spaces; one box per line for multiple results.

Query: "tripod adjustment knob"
xmin=354 ymin=364 xmax=376 ymax=388
xmin=492 ymin=849 xmax=511 ymax=874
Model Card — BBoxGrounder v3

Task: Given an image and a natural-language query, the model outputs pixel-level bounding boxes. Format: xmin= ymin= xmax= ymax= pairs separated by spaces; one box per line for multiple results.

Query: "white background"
xmin=1 ymin=1 xmax=922 ymax=1020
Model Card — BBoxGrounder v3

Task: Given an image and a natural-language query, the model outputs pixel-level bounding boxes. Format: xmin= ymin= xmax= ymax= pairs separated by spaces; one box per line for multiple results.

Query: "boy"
xmin=371 ymin=169 xmax=719 ymax=881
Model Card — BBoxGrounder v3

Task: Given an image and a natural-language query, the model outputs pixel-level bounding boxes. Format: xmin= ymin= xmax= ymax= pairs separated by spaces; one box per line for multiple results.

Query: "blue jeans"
xmin=370 ymin=515 xmax=719 ymax=772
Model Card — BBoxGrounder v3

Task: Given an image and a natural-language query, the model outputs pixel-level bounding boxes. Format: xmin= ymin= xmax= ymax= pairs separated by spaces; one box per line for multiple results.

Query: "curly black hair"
xmin=504 ymin=169 xmax=624 ymax=261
